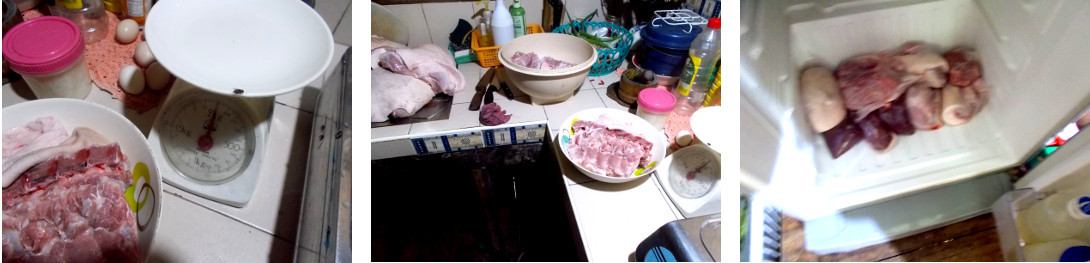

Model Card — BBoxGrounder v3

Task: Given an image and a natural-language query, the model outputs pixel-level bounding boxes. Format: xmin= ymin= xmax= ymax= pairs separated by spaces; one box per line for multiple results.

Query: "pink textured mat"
xmin=85 ymin=12 xmax=169 ymax=113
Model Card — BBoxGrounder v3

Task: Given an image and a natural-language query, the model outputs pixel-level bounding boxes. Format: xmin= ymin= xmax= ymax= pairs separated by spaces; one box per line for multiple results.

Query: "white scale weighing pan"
xmin=143 ymin=0 xmax=333 ymax=207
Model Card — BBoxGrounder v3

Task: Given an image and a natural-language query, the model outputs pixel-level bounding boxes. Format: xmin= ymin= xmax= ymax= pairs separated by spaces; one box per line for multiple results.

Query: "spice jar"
xmin=636 ymin=88 xmax=675 ymax=130
xmin=2 ymin=17 xmax=92 ymax=99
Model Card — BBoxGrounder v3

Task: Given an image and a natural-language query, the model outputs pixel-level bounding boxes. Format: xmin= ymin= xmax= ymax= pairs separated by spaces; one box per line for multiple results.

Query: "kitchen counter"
xmin=2 ymin=43 xmax=349 ymax=262
xmin=371 ymin=62 xmax=691 ymax=261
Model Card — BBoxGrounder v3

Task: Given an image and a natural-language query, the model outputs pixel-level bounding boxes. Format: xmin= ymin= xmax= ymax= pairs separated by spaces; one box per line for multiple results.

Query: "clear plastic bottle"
xmin=1015 ymin=190 xmax=1090 ymax=244
xmin=490 ymin=0 xmax=514 ymax=46
xmin=510 ymin=0 xmax=525 ymax=37
xmin=54 ymin=0 xmax=108 ymax=44
xmin=673 ymin=18 xmax=721 ymax=116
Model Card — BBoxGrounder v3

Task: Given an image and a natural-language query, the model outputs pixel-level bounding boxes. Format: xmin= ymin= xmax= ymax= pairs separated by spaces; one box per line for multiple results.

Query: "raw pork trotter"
xmin=566 ymin=120 xmax=653 ymax=177
xmin=3 ymin=144 xmax=139 ymax=263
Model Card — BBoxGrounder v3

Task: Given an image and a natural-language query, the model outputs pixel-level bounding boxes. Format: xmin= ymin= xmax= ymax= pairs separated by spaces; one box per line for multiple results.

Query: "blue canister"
xmin=639 ymin=23 xmax=703 ymax=76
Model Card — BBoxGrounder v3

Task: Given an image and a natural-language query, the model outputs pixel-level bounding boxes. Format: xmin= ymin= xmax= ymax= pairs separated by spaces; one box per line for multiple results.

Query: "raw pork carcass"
xmin=566 ymin=120 xmax=654 ymax=177
xmin=2 ymin=117 xmax=69 ymax=159
xmin=371 ymin=35 xmax=408 ymax=70
xmin=944 ymin=47 xmax=982 ymax=87
xmin=895 ymin=43 xmax=949 ymax=88
xmin=822 ymin=117 xmax=863 ymax=159
xmin=905 ymin=83 xmax=944 ymax=130
xmin=3 ymin=143 xmax=140 ymax=263
xmin=836 ymin=53 xmax=907 ymax=119
xmin=378 ymin=43 xmax=467 ymax=95
xmin=371 ymin=68 xmax=437 ymax=122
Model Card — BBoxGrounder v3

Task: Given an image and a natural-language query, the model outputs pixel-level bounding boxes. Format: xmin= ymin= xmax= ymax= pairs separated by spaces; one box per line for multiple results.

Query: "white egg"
xmin=676 ymin=130 xmax=693 ymax=147
xmin=145 ymin=62 xmax=172 ymax=91
xmin=134 ymin=42 xmax=155 ymax=67
xmin=119 ymin=65 xmax=145 ymax=94
xmin=116 ymin=19 xmax=139 ymax=44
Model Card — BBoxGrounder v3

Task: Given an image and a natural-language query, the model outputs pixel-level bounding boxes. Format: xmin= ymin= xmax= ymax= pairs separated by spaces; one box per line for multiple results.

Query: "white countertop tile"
xmin=543 ymin=89 xmax=606 ymax=132
xmin=566 ymin=177 xmax=681 ymax=262
xmin=148 ymin=193 xmax=294 ymax=262
xmin=594 ymin=87 xmax=638 ymax=114
xmin=408 ymin=102 xmax=483 ymax=134
xmin=371 ymin=123 xmax=412 ymax=139
xmin=492 ymin=96 xmax=547 ymax=125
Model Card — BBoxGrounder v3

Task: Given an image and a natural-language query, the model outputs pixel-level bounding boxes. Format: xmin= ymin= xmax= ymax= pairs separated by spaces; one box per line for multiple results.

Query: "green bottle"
xmin=510 ymin=0 xmax=526 ymax=37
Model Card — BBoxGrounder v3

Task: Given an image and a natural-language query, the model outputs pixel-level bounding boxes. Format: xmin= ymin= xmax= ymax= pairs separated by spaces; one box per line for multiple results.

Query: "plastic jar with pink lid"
xmin=637 ymin=88 xmax=676 ymax=130
xmin=2 ymin=16 xmax=92 ymax=99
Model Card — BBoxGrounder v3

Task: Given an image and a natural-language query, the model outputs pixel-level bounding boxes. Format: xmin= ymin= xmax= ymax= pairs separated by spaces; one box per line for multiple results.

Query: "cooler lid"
xmin=641 ymin=23 xmax=703 ymax=50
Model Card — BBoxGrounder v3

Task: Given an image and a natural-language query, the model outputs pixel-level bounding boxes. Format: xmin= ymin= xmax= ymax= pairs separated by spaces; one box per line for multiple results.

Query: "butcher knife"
xmin=470 ymin=67 xmax=497 ymax=111
xmin=496 ymin=66 xmax=516 ymax=100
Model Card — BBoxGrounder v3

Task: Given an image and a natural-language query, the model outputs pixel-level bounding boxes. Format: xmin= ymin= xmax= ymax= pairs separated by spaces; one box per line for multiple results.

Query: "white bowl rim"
xmin=499 ymin=33 xmax=598 ymax=76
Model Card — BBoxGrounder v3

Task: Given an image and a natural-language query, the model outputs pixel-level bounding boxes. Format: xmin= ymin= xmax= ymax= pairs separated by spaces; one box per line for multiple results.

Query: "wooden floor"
xmin=780 ymin=213 xmax=1004 ymax=262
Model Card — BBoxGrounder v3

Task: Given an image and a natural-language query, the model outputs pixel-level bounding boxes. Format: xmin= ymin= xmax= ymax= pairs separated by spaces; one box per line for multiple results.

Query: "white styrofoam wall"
xmin=381 ymin=0 xmax=605 ymax=48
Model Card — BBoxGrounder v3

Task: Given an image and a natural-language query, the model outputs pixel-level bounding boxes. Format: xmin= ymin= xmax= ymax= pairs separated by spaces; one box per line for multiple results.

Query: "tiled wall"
xmin=314 ymin=0 xmax=352 ymax=45
xmin=381 ymin=0 xmax=606 ymax=48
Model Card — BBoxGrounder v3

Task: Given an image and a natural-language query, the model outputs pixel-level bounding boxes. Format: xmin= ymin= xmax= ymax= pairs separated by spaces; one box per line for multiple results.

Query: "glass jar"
xmin=637 ymin=88 xmax=676 ymax=130
xmin=2 ymin=17 xmax=93 ymax=99
xmin=52 ymin=0 xmax=108 ymax=44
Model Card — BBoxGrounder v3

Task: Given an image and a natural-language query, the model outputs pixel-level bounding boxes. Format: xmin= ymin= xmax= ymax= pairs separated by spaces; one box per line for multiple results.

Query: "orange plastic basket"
xmin=471 ymin=24 xmax=544 ymax=67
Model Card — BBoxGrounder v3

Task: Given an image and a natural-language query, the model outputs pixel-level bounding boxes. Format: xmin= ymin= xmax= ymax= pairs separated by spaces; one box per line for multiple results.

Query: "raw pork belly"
xmin=371 ymin=68 xmax=437 ymax=122
xmin=3 ymin=144 xmax=139 ymax=263
xmin=566 ymin=120 xmax=653 ymax=177
xmin=2 ymin=117 xmax=70 ymax=159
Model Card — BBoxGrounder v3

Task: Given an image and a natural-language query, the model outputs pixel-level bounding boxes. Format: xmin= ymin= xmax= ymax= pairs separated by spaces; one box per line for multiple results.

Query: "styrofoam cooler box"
xmin=742 ymin=0 xmax=1090 ymax=220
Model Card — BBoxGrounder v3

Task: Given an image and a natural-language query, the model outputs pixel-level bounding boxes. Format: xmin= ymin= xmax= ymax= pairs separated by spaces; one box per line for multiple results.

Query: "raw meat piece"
xmin=479 ymin=103 xmax=512 ymax=126
xmin=379 ymin=43 xmax=467 ymax=95
xmin=3 ymin=143 xmax=139 ymax=263
xmin=876 ymin=95 xmax=916 ymax=135
xmin=566 ymin=120 xmax=654 ymax=177
xmin=541 ymin=56 xmax=575 ymax=70
xmin=508 ymin=51 xmax=575 ymax=70
xmin=894 ymin=43 xmax=949 ymax=88
xmin=510 ymin=51 xmax=542 ymax=69
xmin=944 ymin=47 xmax=982 ymax=87
xmin=799 ymin=66 xmax=847 ymax=132
xmin=836 ymin=53 xmax=907 ymax=119
xmin=822 ymin=117 xmax=863 ymax=159
xmin=371 ymin=35 xmax=408 ymax=70
xmin=905 ymin=84 xmax=944 ymax=130
xmin=371 ymin=68 xmax=437 ymax=122
xmin=857 ymin=112 xmax=896 ymax=153
xmin=4 ymin=127 xmax=110 ymax=188
xmin=965 ymin=80 xmax=989 ymax=115
xmin=2 ymin=117 xmax=69 ymax=159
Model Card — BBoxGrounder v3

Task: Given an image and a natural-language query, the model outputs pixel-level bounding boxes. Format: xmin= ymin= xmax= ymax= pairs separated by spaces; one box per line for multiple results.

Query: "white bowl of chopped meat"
xmin=3 ymin=99 xmax=161 ymax=262
xmin=499 ymin=33 xmax=597 ymax=105
xmin=558 ymin=108 xmax=668 ymax=183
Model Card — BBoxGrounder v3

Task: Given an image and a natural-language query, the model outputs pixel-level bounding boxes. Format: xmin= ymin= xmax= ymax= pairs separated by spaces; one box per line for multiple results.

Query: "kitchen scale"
xmin=142 ymin=0 xmax=334 ymax=207
xmin=656 ymin=143 xmax=722 ymax=218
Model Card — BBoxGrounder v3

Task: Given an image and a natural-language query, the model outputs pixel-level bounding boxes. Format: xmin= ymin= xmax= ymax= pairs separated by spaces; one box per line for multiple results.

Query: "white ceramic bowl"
xmin=499 ymin=33 xmax=597 ymax=105
xmin=145 ymin=0 xmax=334 ymax=97
xmin=3 ymin=99 xmax=162 ymax=262
xmin=558 ymin=108 xmax=667 ymax=183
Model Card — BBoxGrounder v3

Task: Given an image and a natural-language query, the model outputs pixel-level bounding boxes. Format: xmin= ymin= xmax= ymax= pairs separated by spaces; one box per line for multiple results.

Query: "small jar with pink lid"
xmin=636 ymin=88 xmax=676 ymax=130
xmin=2 ymin=16 xmax=92 ymax=99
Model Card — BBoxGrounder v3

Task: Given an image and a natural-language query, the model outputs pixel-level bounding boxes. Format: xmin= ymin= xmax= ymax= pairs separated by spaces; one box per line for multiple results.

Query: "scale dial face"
xmin=667 ymin=147 xmax=721 ymax=198
xmin=159 ymin=94 xmax=256 ymax=184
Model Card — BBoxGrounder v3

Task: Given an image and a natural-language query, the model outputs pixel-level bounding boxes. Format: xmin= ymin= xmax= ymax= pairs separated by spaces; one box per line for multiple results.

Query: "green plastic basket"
xmin=553 ymin=21 xmax=634 ymax=76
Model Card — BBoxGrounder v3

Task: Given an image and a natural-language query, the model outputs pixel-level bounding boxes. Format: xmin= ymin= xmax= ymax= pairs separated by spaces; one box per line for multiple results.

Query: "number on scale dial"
xmin=160 ymin=96 xmax=256 ymax=184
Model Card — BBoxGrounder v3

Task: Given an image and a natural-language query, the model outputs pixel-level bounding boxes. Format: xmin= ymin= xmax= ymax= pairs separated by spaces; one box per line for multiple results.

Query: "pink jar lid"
xmin=638 ymin=88 xmax=676 ymax=113
xmin=2 ymin=17 xmax=85 ymax=75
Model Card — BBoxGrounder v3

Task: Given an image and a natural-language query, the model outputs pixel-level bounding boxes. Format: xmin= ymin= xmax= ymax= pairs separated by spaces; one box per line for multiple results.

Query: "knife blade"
xmin=483 ymin=84 xmax=495 ymax=105
xmin=469 ymin=67 xmax=497 ymax=111
xmin=496 ymin=66 xmax=516 ymax=100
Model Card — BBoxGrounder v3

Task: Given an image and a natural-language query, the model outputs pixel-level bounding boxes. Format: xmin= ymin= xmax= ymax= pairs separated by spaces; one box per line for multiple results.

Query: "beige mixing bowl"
xmin=499 ymin=33 xmax=597 ymax=105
